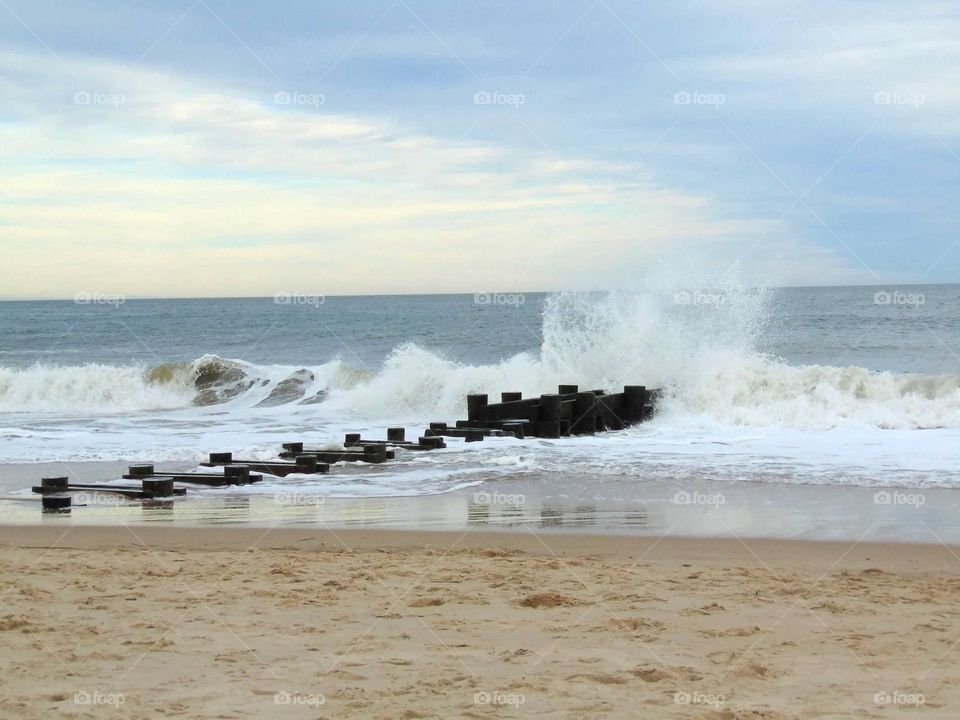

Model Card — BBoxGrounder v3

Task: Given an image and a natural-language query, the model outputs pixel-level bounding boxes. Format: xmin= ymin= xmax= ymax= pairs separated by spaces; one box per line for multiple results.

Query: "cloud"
xmin=0 ymin=44 xmax=876 ymax=298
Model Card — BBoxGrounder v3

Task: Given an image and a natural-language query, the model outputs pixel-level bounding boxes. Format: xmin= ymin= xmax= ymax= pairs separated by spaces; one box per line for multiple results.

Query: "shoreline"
xmin=4 ymin=460 xmax=960 ymax=544
xmin=3 ymin=523 xmax=959 ymax=565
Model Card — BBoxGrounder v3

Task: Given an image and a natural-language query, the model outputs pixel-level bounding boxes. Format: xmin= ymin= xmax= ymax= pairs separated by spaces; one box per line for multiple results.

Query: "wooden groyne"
xmin=427 ymin=384 xmax=657 ymax=440
xmin=27 ymin=382 xmax=659 ymax=512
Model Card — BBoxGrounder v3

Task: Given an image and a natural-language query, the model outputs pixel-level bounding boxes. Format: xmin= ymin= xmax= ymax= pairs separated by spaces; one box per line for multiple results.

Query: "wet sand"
xmin=1 ymin=525 xmax=958 ymax=718
xmin=4 ymin=460 xmax=960 ymax=543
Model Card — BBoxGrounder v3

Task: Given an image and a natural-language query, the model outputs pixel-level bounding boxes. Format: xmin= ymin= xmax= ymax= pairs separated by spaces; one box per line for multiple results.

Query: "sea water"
xmin=0 ymin=286 xmax=958 ymax=505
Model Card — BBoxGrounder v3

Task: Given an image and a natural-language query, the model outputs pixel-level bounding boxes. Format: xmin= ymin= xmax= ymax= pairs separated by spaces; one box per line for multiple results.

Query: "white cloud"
xmin=0 ymin=49 xmax=869 ymax=297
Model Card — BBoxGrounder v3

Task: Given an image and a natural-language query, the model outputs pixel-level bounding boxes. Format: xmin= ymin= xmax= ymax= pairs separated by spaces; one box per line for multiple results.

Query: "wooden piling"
xmin=142 ymin=478 xmax=175 ymax=497
xmin=571 ymin=391 xmax=599 ymax=434
xmin=224 ymin=465 xmax=252 ymax=483
xmin=500 ymin=391 xmax=522 ymax=402
xmin=344 ymin=433 xmax=362 ymax=446
xmin=467 ymin=393 xmax=488 ymax=421
xmin=210 ymin=452 xmax=233 ymax=464
xmin=387 ymin=427 xmax=406 ymax=443
xmin=128 ymin=464 xmax=154 ymax=478
xmin=623 ymin=385 xmax=648 ymax=420
xmin=540 ymin=394 xmax=562 ymax=423
xmin=40 ymin=477 xmax=69 ymax=492
xmin=42 ymin=495 xmax=71 ymax=512
xmin=558 ymin=384 xmax=579 ymax=395
xmin=465 ymin=430 xmax=484 ymax=442
xmin=363 ymin=444 xmax=389 ymax=462
xmin=282 ymin=442 xmax=304 ymax=453
xmin=294 ymin=455 xmax=319 ymax=473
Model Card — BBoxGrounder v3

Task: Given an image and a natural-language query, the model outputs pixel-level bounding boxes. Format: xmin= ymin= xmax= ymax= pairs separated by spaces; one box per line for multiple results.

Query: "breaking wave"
xmin=0 ymin=292 xmax=958 ymax=429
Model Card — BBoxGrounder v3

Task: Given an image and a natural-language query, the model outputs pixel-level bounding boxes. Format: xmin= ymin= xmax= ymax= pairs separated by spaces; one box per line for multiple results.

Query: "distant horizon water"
xmin=1 ymin=281 xmax=955 ymax=303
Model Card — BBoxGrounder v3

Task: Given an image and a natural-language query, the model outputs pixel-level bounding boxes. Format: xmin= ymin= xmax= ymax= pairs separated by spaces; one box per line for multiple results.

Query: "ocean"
xmin=1 ymin=285 xmax=958 ymax=534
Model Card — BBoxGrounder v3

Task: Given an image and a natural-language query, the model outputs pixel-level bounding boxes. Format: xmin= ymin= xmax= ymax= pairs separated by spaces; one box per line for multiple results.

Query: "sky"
xmin=1 ymin=0 xmax=959 ymax=298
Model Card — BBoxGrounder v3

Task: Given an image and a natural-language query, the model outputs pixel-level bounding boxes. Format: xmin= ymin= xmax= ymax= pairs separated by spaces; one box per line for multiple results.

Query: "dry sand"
xmin=1 ymin=525 xmax=958 ymax=718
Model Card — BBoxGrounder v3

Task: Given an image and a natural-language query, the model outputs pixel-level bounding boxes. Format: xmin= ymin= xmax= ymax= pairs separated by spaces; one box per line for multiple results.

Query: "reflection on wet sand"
xmin=4 ymin=478 xmax=960 ymax=544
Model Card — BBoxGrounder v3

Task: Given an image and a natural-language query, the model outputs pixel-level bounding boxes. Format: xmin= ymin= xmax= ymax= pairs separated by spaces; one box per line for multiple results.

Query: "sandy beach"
xmin=1 ymin=525 xmax=957 ymax=718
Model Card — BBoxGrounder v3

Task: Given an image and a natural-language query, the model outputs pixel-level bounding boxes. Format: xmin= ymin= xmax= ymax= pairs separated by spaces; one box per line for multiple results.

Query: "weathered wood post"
xmin=344 ymin=433 xmax=362 ymax=446
xmin=128 ymin=464 xmax=154 ymax=478
xmin=42 ymin=495 xmax=71 ymax=512
xmin=224 ymin=465 xmax=252 ymax=483
xmin=558 ymin=384 xmax=579 ymax=395
xmin=623 ymin=385 xmax=647 ymax=421
xmin=40 ymin=477 xmax=69 ymax=493
xmin=210 ymin=452 xmax=233 ymax=464
xmin=142 ymin=478 xmax=175 ymax=497
xmin=429 ymin=422 xmax=448 ymax=430
xmin=539 ymin=394 xmax=562 ymax=438
xmin=294 ymin=455 xmax=319 ymax=473
xmin=571 ymin=391 xmax=599 ymax=434
xmin=363 ymin=444 xmax=388 ymax=463
xmin=501 ymin=391 xmax=522 ymax=402
xmin=387 ymin=427 xmax=406 ymax=443
xmin=467 ymin=393 xmax=488 ymax=422
xmin=465 ymin=430 xmax=484 ymax=442
xmin=282 ymin=442 xmax=304 ymax=453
